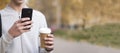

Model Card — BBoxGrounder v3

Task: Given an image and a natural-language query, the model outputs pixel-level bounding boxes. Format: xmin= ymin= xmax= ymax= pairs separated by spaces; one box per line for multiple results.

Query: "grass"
xmin=54 ymin=24 xmax=120 ymax=48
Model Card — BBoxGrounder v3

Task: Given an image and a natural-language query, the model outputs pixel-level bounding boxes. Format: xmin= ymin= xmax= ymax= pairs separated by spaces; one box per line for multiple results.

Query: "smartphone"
xmin=21 ymin=8 xmax=33 ymax=30
xmin=21 ymin=8 xmax=33 ymax=20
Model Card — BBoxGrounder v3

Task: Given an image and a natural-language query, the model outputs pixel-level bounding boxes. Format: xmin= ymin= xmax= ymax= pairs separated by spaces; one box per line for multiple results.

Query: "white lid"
xmin=40 ymin=28 xmax=51 ymax=33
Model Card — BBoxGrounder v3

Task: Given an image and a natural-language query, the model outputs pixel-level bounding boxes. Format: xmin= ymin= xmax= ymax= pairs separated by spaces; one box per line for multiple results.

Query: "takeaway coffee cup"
xmin=39 ymin=28 xmax=51 ymax=48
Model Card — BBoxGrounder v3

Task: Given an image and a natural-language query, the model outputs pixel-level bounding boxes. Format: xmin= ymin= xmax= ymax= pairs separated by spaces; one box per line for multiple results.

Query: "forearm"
xmin=0 ymin=33 xmax=14 ymax=53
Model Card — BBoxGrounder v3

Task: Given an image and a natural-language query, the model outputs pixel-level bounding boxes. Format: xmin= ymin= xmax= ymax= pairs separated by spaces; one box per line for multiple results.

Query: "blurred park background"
xmin=1 ymin=0 xmax=120 ymax=53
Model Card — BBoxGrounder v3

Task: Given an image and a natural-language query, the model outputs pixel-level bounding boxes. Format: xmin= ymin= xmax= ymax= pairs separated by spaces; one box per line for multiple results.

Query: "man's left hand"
xmin=44 ymin=34 xmax=54 ymax=52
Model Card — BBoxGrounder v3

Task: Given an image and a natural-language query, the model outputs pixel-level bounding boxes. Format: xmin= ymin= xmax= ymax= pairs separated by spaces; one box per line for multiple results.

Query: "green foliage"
xmin=29 ymin=0 xmax=120 ymax=27
xmin=0 ymin=0 xmax=9 ymax=9
xmin=54 ymin=24 xmax=120 ymax=48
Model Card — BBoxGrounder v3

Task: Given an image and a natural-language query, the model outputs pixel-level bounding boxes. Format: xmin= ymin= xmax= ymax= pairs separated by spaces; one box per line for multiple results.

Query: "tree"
xmin=0 ymin=0 xmax=9 ymax=9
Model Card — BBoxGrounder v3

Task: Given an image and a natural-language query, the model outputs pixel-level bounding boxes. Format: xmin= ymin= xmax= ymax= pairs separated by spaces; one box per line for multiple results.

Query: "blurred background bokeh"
xmin=1 ymin=0 xmax=120 ymax=53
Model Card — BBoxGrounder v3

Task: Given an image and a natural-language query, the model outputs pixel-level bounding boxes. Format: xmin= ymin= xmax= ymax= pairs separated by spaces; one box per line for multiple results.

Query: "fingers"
xmin=15 ymin=17 xmax=33 ymax=28
xmin=44 ymin=34 xmax=54 ymax=52
xmin=20 ymin=29 xmax=30 ymax=33
xmin=44 ymin=38 xmax=54 ymax=45
xmin=17 ymin=18 xmax=33 ymax=26
xmin=44 ymin=34 xmax=54 ymax=45
xmin=16 ymin=17 xmax=30 ymax=23
xmin=15 ymin=18 xmax=33 ymax=32
xmin=21 ymin=17 xmax=30 ymax=22
xmin=45 ymin=45 xmax=54 ymax=49
xmin=45 ymin=44 xmax=54 ymax=52
xmin=47 ymin=34 xmax=54 ymax=38
xmin=18 ymin=25 xmax=33 ymax=30
xmin=45 ymin=38 xmax=54 ymax=41
xmin=21 ymin=21 xmax=33 ymax=26
xmin=44 ymin=34 xmax=54 ymax=49
xmin=45 ymin=41 xmax=54 ymax=46
xmin=17 ymin=25 xmax=32 ymax=33
xmin=8 ymin=18 xmax=32 ymax=38
xmin=15 ymin=18 xmax=32 ymax=25
xmin=24 ymin=25 xmax=33 ymax=29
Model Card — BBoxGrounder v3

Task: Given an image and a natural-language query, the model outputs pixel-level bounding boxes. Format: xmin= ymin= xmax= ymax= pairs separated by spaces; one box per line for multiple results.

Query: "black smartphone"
xmin=21 ymin=8 xmax=33 ymax=20
xmin=21 ymin=8 xmax=33 ymax=30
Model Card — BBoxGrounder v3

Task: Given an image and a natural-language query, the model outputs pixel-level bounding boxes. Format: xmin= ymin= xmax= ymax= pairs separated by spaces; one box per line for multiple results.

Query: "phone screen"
xmin=21 ymin=8 xmax=33 ymax=20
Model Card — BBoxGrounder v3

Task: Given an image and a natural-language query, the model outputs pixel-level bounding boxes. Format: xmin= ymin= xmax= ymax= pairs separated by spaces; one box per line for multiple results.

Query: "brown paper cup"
xmin=39 ymin=28 xmax=51 ymax=48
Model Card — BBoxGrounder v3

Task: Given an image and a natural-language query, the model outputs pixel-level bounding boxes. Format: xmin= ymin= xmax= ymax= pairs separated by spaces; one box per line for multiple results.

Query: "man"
xmin=0 ymin=0 xmax=54 ymax=53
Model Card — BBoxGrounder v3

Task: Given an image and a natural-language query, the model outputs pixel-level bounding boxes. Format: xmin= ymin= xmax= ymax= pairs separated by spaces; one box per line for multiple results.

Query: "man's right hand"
xmin=8 ymin=18 xmax=33 ymax=38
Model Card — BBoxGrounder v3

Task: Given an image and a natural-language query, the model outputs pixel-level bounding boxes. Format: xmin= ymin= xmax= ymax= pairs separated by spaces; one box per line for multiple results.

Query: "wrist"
xmin=8 ymin=30 xmax=16 ymax=38
xmin=45 ymin=48 xmax=54 ymax=52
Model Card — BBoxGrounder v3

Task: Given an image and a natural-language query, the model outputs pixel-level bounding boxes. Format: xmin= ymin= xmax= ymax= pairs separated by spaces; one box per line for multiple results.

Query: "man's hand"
xmin=8 ymin=18 xmax=33 ymax=38
xmin=44 ymin=34 xmax=54 ymax=52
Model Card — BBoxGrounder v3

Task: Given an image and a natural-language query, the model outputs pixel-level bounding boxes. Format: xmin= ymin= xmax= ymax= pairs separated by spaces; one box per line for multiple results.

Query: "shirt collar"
xmin=5 ymin=5 xmax=29 ymax=13
xmin=4 ymin=5 xmax=29 ymax=15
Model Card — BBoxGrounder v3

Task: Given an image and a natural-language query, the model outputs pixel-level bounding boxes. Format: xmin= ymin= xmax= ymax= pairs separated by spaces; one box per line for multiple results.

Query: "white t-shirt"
xmin=0 ymin=6 xmax=50 ymax=53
